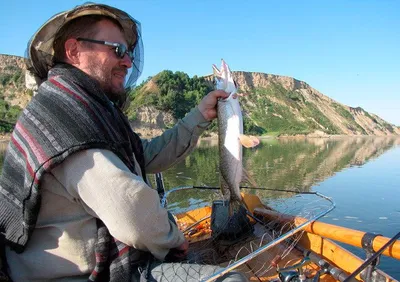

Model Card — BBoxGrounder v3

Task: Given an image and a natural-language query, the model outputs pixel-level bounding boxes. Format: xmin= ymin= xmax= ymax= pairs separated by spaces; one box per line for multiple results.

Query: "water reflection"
xmin=161 ymin=136 xmax=400 ymax=192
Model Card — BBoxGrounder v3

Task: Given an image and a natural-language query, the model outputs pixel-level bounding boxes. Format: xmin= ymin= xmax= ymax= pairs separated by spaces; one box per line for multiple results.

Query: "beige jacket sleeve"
xmin=51 ymin=149 xmax=184 ymax=260
xmin=142 ymin=107 xmax=210 ymax=173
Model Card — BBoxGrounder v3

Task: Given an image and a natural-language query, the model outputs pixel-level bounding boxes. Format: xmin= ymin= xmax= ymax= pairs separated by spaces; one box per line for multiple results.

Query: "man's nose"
xmin=120 ymin=53 xmax=132 ymax=69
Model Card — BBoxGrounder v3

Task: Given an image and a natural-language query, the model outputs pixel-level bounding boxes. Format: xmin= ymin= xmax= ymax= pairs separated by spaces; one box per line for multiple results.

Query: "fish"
xmin=213 ymin=59 xmax=259 ymax=215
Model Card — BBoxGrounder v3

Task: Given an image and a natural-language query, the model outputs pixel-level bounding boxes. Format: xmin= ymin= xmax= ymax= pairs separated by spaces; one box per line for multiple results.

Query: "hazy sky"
xmin=1 ymin=0 xmax=399 ymax=125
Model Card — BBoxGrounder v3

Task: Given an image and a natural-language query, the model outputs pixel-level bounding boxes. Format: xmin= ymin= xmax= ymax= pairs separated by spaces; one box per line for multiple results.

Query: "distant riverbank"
xmin=1 ymin=131 xmax=399 ymax=144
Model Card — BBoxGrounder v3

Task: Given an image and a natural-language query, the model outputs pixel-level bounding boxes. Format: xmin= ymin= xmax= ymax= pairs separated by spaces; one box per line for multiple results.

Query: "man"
xmin=0 ymin=3 xmax=247 ymax=282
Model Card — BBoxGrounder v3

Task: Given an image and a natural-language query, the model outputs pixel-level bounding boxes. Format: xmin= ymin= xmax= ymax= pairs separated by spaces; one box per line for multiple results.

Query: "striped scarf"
xmin=0 ymin=64 xmax=147 ymax=281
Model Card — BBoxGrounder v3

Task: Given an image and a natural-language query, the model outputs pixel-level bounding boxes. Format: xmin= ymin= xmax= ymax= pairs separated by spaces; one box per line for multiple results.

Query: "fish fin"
xmin=239 ymin=134 xmax=260 ymax=148
xmin=241 ymin=168 xmax=258 ymax=188
xmin=212 ymin=64 xmax=221 ymax=76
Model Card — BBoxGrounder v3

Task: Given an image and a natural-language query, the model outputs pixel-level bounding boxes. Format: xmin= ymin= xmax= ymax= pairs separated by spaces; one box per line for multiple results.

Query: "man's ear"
xmin=64 ymin=38 xmax=80 ymax=64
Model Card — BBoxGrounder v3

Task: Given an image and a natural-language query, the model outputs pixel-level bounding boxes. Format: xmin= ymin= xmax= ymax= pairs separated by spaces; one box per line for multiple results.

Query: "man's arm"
xmin=51 ymin=149 xmax=185 ymax=260
xmin=141 ymin=107 xmax=209 ymax=173
xmin=142 ymin=90 xmax=228 ymax=173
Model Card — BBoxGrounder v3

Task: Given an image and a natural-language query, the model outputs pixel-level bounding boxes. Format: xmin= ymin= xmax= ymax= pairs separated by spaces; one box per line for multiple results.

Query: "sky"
xmin=0 ymin=0 xmax=399 ymax=125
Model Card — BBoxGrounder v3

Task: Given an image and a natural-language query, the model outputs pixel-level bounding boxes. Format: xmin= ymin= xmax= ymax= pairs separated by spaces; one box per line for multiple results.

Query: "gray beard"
xmin=89 ymin=65 xmax=126 ymax=106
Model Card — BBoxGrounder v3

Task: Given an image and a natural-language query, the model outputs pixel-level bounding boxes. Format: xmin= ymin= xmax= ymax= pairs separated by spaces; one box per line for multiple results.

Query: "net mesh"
xmin=157 ymin=179 xmax=334 ymax=281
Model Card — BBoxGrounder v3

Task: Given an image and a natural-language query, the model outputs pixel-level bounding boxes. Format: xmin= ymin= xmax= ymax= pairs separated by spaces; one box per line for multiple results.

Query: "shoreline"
xmin=1 ymin=132 xmax=399 ymax=144
xmin=199 ymin=134 xmax=400 ymax=140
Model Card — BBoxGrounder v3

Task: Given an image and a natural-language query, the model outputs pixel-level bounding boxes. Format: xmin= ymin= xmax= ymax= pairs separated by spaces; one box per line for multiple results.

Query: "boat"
xmin=1 ymin=175 xmax=398 ymax=281
xmin=158 ymin=174 xmax=400 ymax=282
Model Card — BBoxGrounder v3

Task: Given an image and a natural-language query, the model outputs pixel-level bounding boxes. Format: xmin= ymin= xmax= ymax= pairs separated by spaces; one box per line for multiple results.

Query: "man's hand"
xmin=165 ymin=239 xmax=189 ymax=262
xmin=198 ymin=90 xmax=229 ymax=121
xmin=175 ymin=239 xmax=189 ymax=257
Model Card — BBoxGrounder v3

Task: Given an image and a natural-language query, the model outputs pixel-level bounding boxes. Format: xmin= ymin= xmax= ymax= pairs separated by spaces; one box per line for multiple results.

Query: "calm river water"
xmin=1 ymin=136 xmax=399 ymax=278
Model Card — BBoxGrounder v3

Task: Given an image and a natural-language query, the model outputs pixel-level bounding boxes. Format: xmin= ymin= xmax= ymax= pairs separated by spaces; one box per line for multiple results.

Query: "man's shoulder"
xmin=36 ymin=75 xmax=88 ymax=100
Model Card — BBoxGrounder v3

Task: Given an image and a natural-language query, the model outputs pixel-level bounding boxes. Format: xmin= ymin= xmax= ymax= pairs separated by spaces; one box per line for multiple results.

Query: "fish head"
xmin=213 ymin=59 xmax=237 ymax=99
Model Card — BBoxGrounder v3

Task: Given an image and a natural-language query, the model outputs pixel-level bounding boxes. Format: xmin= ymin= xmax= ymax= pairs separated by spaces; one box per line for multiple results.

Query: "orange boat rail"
xmin=254 ymin=208 xmax=400 ymax=261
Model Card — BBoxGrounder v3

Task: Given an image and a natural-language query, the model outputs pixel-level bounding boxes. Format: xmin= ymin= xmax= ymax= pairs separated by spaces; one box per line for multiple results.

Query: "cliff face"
xmin=0 ymin=55 xmax=25 ymax=69
xmin=205 ymin=71 xmax=399 ymax=136
xmin=0 ymin=55 xmax=31 ymax=109
xmin=129 ymin=106 xmax=175 ymax=138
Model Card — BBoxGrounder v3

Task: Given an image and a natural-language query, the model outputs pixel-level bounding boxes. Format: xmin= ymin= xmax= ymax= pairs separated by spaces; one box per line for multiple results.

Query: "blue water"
xmin=316 ymin=146 xmax=400 ymax=278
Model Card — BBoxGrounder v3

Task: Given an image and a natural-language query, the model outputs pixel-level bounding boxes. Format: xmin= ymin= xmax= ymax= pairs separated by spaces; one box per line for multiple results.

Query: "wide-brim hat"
xmin=26 ymin=2 xmax=144 ymax=90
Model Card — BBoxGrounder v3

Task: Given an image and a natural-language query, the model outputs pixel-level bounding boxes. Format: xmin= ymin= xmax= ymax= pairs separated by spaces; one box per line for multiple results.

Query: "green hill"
xmin=0 ymin=56 xmax=30 ymax=133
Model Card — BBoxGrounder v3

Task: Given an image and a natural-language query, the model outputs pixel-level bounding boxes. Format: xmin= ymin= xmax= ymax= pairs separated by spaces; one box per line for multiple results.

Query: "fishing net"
xmin=152 ymin=174 xmax=334 ymax=281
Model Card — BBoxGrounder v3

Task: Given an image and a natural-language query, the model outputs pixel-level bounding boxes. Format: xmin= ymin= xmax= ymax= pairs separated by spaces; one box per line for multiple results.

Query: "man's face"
xmin=77 ymin=19 xmax=132 ymax=102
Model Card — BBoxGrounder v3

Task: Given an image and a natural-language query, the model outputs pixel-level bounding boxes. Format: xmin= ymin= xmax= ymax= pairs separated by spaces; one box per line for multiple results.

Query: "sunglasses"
xmin=77 ymin=38 xmax=134 ymax=61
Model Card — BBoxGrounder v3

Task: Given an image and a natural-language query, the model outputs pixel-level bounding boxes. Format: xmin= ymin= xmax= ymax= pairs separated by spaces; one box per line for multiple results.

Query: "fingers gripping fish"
xmin=213 ymin=59 xmax=259 ymax=215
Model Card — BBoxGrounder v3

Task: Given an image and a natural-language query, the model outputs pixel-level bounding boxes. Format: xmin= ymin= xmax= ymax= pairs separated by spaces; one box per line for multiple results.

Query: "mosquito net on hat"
xmin=25 ymin=2 xmax=144 ymax=91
